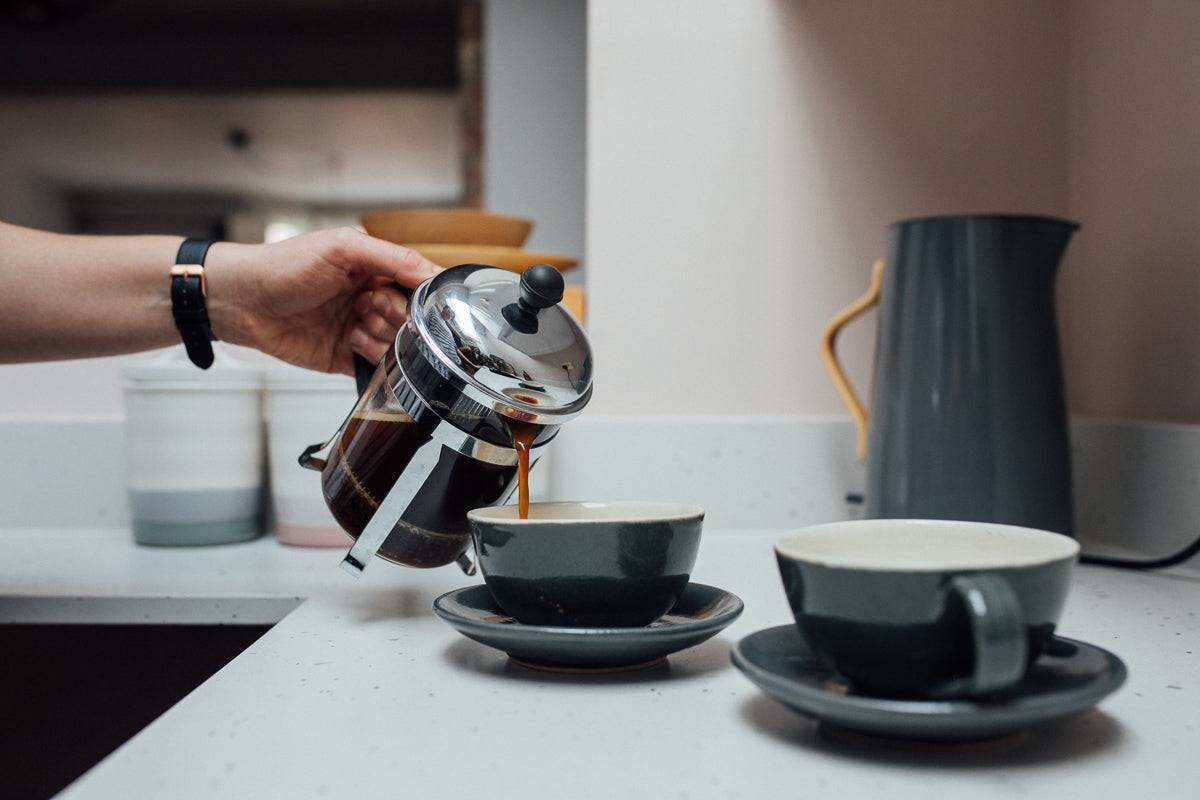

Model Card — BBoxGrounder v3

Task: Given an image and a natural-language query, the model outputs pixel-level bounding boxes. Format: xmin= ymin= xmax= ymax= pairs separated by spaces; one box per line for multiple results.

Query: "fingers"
xmin=394 ymin=244 xmax=444 ymax=288
xmin=348 ymin=325 xmax=389 ymax=364
xmin=349 ymin=285 xmax=407 ymax=366
xmin=354 ymin=287 xmax=407 ymax=334
xmin=364 ymin=284 xmax=410 ymax=327
xmin=346 ymin=227 xmax=442 ymax=289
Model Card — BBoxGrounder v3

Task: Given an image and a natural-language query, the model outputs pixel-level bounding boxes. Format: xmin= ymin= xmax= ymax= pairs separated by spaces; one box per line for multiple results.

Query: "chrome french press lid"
xmin=397 ymin=263 xmax=593 ymax=429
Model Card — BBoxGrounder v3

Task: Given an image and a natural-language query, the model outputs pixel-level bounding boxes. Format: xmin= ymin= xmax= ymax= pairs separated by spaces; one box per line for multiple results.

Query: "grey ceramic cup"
xmin=468 ymin=501 xmax=705 ymax=627
xmin=775 ymin=519 xmax=1080 ymax=699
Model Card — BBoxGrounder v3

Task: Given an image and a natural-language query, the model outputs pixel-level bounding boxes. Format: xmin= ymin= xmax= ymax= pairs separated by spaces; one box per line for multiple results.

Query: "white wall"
xmin=0 ymin=92 xmax=462 ymax=416
xmin=0 ymin=92 xmax=462 ymax=232
xmin=483 ymin=0 xmax=587 ymax=273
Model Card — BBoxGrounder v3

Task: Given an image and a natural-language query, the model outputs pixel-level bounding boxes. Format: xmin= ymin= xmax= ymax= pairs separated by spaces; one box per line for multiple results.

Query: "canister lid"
xmin=406 ymin=264 xmax=592 ymax=421
xmin=264 ymin=360 xmax=356 ymax=394
xmin=123 ymin=344 xmax=263 ymax=391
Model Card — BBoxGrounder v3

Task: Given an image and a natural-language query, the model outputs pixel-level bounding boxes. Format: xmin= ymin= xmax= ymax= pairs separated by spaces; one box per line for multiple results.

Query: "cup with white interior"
xmin=774 ymin=518 xmax=1080 ymax=699
xmin=468 ymin=501 xmax=705 ymax=627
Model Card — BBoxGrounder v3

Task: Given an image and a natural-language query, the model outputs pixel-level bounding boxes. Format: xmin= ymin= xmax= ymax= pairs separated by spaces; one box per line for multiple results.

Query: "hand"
xmin=207 ymin=227 xmax=442 ymax=375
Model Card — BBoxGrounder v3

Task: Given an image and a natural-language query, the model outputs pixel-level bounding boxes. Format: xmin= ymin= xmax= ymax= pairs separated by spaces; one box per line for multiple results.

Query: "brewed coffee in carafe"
xmin=319 ymin=349 xmax=525 ymax=567
xmin=300 ymin=263 xmax=592 ymax=575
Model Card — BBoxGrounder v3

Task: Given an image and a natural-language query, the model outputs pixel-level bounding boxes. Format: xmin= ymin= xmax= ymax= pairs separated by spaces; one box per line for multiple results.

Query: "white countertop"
xmin=1 ymin=528 xmax=1196 ymax=799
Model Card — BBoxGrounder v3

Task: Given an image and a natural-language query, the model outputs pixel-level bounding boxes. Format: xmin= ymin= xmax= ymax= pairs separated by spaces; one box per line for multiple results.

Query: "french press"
xmin=300 ymin=263 xmax=593 ymax=576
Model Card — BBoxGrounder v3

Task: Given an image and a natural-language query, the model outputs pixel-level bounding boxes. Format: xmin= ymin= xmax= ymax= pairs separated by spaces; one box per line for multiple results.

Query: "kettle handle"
xmin=820 ymin=259 xmax=885 ymax=463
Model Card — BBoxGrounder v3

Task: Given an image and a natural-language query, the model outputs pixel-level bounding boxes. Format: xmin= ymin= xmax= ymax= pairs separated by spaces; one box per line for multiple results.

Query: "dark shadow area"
xmin=342 ymin=586 xmax=442 ymax=624
xmin=738 ymin=693 xmax=1125 ymax=768
xmin=0 ymin=0 xmax=460 ymax=92
xmin=0 ymin=623 xmax=270 ymax=800
xmin=441 ymin=634 xmax=735 ymax=685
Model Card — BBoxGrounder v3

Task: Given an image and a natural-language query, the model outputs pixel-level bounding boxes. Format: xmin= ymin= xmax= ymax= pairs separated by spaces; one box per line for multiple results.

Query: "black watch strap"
xmin=171 ymin=238 xmax=217 ymax=369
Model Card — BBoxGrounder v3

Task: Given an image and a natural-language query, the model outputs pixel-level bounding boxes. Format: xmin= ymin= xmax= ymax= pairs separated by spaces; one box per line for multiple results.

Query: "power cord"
xmin=1080 ymin=532 xmax=1200 ymax=571
xmin=843 ymin=493 xmax=1200 ymax=571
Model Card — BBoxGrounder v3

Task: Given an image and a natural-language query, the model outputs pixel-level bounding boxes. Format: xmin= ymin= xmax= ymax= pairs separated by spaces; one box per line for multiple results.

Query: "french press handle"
xmin=352 ymin=281 xmax=414 ymax=395
xmin=300 ymin=282 xmax=412 ymax=471
xmin=353 ymin=354 xmax=376 ymax=396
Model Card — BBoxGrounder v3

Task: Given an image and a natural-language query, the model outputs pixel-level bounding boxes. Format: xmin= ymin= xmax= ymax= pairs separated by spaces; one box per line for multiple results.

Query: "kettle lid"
xmin=406 ymin=263 xmax=592 ymax=421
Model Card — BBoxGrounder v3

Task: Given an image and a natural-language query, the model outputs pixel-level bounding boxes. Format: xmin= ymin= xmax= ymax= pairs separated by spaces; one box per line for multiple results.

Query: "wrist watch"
xmin=170 ymin=237 xmax=217 ymax=369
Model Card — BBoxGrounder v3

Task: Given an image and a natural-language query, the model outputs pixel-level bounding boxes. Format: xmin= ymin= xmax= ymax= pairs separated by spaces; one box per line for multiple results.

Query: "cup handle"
xmin=820 ymin=259 xmax=884 ymax=462
xmin=947 ymin=573 xmax=1028 ymax=696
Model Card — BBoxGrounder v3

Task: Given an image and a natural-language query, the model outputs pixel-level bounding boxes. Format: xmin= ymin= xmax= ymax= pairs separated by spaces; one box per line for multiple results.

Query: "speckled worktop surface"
xmin=1 ymin=527 xmax=1196 ymax=799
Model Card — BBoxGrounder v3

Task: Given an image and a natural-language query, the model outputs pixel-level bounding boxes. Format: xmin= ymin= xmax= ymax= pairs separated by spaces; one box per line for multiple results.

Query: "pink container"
xmin=264 ymin=363 xmax=358 ymax=547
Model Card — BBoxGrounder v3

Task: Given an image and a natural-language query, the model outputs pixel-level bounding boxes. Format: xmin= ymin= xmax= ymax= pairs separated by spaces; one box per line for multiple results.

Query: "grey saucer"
xmin=732 ymin=625 xmax=1127 ymax=740
xmin=433 ymin=582 xmax=743 ymax=671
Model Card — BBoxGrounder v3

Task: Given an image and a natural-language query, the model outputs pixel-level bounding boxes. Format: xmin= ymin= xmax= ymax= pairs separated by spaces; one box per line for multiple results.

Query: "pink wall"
xmin=587 ymin=0 xmax=1071 ymax=416
xmin=586 ymin=0 xmax=1200 ymax=423
xmin=1062 ymin=0 xmax=1200 ymax=422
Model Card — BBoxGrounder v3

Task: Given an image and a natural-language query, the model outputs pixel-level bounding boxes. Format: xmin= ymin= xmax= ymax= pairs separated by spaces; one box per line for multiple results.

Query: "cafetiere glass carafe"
xmin=300 ymin=263 xmax=592 ymax=576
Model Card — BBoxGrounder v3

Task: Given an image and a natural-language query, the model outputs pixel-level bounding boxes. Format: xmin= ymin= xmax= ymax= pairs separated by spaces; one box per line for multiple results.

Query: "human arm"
xmin=0 ymin=222 xmax=441 ymax=374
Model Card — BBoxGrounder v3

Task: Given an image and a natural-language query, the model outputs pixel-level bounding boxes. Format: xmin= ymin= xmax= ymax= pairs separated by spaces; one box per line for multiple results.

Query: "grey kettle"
xmin=822 ymin=214 xmax=1079 ymax=535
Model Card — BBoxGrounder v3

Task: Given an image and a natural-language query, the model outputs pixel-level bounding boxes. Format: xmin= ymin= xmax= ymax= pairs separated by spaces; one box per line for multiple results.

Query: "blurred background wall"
xmin=2 ymin=0 xmax=1199 ymax=425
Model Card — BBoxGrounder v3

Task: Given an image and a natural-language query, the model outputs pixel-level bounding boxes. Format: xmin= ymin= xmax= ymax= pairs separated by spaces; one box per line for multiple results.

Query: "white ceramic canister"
xmin=123 ymin=345 xmax=265 ymax=546
xmin=264 ymin=362 xmax=357 ymax=547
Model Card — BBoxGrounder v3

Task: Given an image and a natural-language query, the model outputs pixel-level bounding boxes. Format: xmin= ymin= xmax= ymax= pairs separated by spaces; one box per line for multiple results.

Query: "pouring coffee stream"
xmin=505 ymin=416 xmax=539 ymax=519
xmin=300 ymin=262 xmax=592 ymax=577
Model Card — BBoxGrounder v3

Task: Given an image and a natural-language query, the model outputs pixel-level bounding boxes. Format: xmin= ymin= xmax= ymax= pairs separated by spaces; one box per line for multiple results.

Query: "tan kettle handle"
xmin=820 ymin=259 xmax=885 ymax=463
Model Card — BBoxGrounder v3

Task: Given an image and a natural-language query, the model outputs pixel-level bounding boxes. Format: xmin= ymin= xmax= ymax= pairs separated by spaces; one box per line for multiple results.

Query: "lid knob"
xmin=502 ymin=263 xmax=565 ymax=333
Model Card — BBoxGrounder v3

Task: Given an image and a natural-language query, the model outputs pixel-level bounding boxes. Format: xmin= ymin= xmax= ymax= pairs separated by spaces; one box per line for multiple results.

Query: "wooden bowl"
xmin=360 ymin=208 xmax=533 ymax=247
xmin=406 ymin=244 xmax=577 ymax=273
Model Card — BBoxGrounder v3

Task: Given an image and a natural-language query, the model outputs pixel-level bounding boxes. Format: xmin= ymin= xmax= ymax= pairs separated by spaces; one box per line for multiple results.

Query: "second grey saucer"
xmin=732 ymin=625 xmax=1126 ymax=740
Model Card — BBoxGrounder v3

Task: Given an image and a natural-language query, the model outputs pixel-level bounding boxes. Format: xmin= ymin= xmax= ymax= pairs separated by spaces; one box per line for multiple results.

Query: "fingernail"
xmin=348 ymin=327 xmax=369 ymax=349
